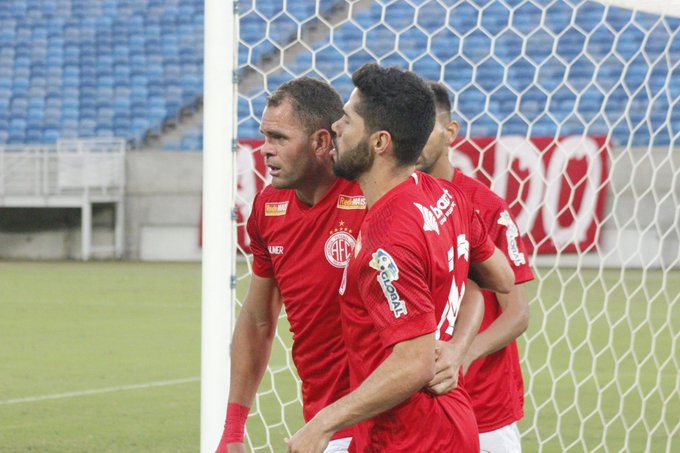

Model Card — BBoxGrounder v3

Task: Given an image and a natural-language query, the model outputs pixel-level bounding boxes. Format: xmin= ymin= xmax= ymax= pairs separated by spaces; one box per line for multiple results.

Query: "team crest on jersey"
xmin=369 ymin=249 xmax=407 ymax=318
xmin=498 ymin=210 xmax=526 ymax=266
xmin=354 ymin=232 xmax=362 ymax=257
xmin=413 ymin=189 xmax=455 ymax=234
xmin=325 ymin=222 xmax=356 ymax=268
xmin=264 ymin=201 xmax=288 ymax=216
xmin=337 ymin=194 xmax=367 ymax=210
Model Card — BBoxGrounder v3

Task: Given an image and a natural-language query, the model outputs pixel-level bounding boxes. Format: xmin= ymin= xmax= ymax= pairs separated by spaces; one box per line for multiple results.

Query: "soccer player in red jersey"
xmin=417 ymin=81 xmax=535 ymax=453
xmin=215 ymin=78 xmax=365 ymax=453
xmin=285 ymin=64 xmax=514 ymax=453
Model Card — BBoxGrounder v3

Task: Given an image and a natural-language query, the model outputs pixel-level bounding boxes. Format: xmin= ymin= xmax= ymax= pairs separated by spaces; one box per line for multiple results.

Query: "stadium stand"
xmin=0 ymin=0 xmax=204 ymax=147
xmin=0 ymin=0 xmax=678 ymax=150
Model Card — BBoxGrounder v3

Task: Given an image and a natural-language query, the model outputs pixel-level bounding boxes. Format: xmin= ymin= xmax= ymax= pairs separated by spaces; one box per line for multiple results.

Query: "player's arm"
xmin=285 ymin=333 xmax=436 ymax=453
xmin=463 ymin=283 xmax=529 ymax=373
xmin=467 ymin=208 xmax=514 ymax=294
xmin=469 ymin=246 xmax=514 ymax=294
xmin=427 ymin=279 xmax=484 ymax=395
xmin=464 ymin=204 xmax=531 ymax=372
xmin=216 ymin=274 xmax=282 ymax=453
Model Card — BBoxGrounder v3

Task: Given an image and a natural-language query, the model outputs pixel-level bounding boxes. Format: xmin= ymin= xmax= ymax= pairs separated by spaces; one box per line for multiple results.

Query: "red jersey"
xmin=340 ymin=172 xmax=495 ymax=452
xmin=452 ymin=170 xmax=535 ymax=432
xmin=247 ymin=178 xmax=366 ymax=438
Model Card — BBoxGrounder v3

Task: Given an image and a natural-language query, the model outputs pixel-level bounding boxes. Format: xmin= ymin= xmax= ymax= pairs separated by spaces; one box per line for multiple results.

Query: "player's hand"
xmin=426 ymin=340 xmax=463 ymax=395
xmin=226 ymin=443 xmax=246 ymax=453
xmin=461 ymin=341 xmax=483 ymax=376
xmin=215 ymin=440 xmax=246 ymax=453
xmin=284 ymin=417 xmax=332 ymax=453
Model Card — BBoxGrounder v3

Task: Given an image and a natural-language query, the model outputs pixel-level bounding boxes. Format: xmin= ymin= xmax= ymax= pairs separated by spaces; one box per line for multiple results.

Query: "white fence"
xmin=0 ymin=138 xmax=126 ymax=259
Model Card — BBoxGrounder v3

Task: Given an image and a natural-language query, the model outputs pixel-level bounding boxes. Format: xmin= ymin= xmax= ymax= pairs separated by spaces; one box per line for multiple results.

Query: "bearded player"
xmin=286 ymin=65 xmax=514 ymax=452
xmin=417 ymin=81 xmax=534 ymax=453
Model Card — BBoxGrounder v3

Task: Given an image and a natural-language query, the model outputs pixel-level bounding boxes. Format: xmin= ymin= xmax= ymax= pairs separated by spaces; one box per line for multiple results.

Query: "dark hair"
xmin=266 ymin=77 xmax=343 ymax=135
xmin=351 ymin=64 xmax=435 ymax=166
xmin=428 ymin=81 xmax=452 ymax=118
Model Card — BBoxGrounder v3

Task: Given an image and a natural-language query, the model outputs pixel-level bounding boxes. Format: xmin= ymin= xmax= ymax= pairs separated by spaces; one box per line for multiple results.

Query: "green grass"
xmin=0 ymin=262 xmax=202 ymax=452
xmin=1 ymin=262 xmax=678 ymax=452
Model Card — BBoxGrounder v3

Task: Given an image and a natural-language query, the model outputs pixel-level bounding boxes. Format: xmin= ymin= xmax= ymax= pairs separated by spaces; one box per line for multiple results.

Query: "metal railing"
xmin=0 ymin=138 xmax=125 ymax=200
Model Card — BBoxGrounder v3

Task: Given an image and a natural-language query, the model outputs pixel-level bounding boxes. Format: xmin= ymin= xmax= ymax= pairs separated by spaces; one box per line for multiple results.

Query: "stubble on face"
xmin=416 ymin=119 xmax=447 ymax=174
xmin=332 ymin=135 xmax=373 ymax=181
xmin=260 ymin=102 xmax=310 ymax=190
xmin=331 ymin=89 xmax=375 ymax=181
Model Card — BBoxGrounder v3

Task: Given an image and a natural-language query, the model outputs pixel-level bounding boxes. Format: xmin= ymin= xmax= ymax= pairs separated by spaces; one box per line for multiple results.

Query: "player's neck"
xmin=429 ymin=154 xmax=454 ymax=181
xmin=357 ymin=161 xmax=414 ymax=209
xmin=294 ymin=167 xmax=337 ymax=207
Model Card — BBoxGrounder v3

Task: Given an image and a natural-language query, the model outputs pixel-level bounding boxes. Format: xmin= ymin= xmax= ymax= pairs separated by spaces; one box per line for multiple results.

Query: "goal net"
xmin=231 ymin=0 xmax=680 ymax=451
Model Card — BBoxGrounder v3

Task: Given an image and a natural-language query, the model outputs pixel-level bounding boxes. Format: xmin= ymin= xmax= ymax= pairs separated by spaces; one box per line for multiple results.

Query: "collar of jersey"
xmin=366 ymin=174 xmax=417 ymax=217
xmin=291 ymin=177 xmax=345 ymax=213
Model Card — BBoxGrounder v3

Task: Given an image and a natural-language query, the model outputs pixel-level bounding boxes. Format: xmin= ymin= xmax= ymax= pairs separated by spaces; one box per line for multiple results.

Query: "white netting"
xmin=232 ymin=0 xmax=680 ymax=451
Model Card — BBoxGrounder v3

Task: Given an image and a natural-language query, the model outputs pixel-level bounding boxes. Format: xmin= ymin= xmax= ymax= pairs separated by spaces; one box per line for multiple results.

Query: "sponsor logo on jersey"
xmin=264 ymin=201 xmax=288 ymax=216
xmin=413 ymin=188 xmax=456 ymax=234
xmin=337 ymin=195 xmax=367 ymax=210
xmin=324 ymin=229 xmax=356 ymax=268
xmin=414 ymin=202 xmax=440 ymax=234
xmin=498 ymin=210 xmax=526 ymax=266
xmin=369 ymin=249 xmax=407 ymax=318
xmin=268 ymin=245 xmax=284 ymax=255
xmin=457 ymin=234 xmax=469 ymax=262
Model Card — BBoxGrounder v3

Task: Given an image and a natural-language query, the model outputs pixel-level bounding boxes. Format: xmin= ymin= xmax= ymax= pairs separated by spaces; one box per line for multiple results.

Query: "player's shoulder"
xmin=256 ymin=183 xmax=291 ymax=202
xmin=362 ymin=175 xmax=428 ymax=245
xmin=452 ymin=170 xmax=507 ymax=210
xmin=250 ymin=184 xmax=295 ymax=218
xmin=374 ymin=172 xmax=443 ymax=218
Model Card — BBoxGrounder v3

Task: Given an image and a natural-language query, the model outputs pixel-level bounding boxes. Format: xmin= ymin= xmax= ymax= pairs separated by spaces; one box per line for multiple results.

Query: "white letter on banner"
xmin=449 ymin=146 xmax=477 ymax=176
xmin=494 ymin=136 xmax=544 ymax=234
xmin=236 ymin=144 xmax=257 ymax=246
xmin=542 ymin=136 xmax=602 ymax=249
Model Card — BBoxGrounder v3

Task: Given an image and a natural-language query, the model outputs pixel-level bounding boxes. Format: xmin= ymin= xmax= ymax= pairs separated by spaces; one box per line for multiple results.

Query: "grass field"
xmin=0 ymin=262 xmax=202 ymax=452
xmin=1 ymin=261 xmax=678 ymax=452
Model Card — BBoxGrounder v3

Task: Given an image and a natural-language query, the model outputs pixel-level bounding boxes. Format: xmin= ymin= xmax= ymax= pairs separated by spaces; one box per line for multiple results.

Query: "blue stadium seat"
xmin=0 ymin=0 xmax=673 ymax=147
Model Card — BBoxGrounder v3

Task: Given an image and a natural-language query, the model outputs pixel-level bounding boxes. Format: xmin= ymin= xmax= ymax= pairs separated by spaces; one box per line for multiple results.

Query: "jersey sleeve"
xmin=486 ymin=205 xmax=534 ymax=284
xmin=246 ymin=193 xmax=275 ymax=278
xmin=469 ymin=209 xmax=496 ymax=263
xmin=356 ymin=239 xmax=437 ymax=349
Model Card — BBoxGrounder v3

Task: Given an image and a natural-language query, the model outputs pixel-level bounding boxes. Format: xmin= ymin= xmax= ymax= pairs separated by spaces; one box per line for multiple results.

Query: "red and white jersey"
xmin=340 ymin=172 xmax=495 ymax=452
xmin=247 ymin=178 xmax=366 ymax=438
xmin=452 ymin=170 xmax=535 ymax=433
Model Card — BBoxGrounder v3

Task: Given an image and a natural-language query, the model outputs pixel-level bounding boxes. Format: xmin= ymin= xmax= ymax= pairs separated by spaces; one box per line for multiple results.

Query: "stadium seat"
xmin=0 ymin=0 xmax=672 ymax=147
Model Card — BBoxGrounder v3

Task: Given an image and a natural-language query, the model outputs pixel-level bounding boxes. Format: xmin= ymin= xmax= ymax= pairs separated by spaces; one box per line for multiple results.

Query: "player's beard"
xmin=333 ymin=136 xmax=373 ymax=181
xmin=415 ymin=151 xmax=436 ymax=174
xmin=417 ymin=127 xmax=447 ymax=175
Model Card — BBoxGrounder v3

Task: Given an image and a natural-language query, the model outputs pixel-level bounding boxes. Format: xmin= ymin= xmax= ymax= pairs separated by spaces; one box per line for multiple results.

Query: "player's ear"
xmin=371 ymin=130 xmax=391 ymax=156
xmin=444 ymin=120 xmax=459 ymax=144
xmin=311 ymin=128 xmax=332 ymax=157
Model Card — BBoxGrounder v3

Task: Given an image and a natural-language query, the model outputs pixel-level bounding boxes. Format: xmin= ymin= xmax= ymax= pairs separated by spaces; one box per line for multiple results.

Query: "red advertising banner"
xmin=234 ymin=140 xmax=269 ymax=252
xmin=232 ymin=136 xmax=609 ymax=254
xmin=450 ymin=135 xmax=609 ymax=254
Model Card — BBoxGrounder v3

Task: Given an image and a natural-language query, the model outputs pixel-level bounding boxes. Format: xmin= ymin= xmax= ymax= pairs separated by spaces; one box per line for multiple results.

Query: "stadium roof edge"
xmin=593 ymin=0 xmax=680 ymax=18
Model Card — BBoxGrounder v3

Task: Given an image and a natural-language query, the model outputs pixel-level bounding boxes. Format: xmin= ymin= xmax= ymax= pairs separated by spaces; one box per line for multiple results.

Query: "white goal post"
xmin=203 ymin=0 xmax=680 ymax=451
